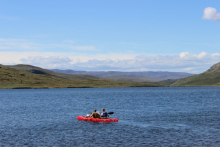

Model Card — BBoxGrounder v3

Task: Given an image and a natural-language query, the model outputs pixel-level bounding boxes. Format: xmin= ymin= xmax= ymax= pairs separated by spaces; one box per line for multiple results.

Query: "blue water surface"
xmin=1 ymin=87 xmax=220 ymax=146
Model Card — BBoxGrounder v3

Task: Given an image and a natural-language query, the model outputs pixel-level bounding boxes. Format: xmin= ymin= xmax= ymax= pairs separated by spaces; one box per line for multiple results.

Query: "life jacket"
xmin=101 ymin=112 xmax=108 ymax=117
xmin=92 ymin=112 xmax=100 ymax=118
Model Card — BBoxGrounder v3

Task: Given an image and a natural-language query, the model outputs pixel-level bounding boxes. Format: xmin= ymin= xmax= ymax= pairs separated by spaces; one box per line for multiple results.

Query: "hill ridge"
xmin=204 ymin=62 xmax=220 ymax=74
xmin=171 ymin=62 xmax=220 ymax=86
xmin=5 ymin=64 xmax=101 ymax=80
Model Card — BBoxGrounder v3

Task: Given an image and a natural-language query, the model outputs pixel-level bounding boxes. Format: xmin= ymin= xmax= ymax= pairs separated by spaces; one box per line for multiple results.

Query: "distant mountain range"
xmin=51 ymin=69 xmax=195 ymax=82
xmin=171 ymin=62 xmax=220 ymax=86
xmin=3 ymin=64 xmax=195 ymax=84
xmin=1 ymin=63 xmax=220 ymax=87
xmin=0 ymin=64 xmax=159 ymax=89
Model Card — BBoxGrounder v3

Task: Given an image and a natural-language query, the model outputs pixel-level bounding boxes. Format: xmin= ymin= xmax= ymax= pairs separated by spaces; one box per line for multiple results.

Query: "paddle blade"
xmin=108 ymin=112 xmax=114 ymax=115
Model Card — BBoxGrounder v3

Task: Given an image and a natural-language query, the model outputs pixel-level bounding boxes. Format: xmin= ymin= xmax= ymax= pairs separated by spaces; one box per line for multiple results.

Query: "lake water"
xmin=1 ymin=87 xmax=220 ymax=146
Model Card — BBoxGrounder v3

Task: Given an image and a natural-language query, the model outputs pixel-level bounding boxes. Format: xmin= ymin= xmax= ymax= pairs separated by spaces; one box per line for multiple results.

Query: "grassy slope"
xmin=171 ymin=62 xmax=220 ymax=86
xmin=149 ymin=79 xmax=178 ymax=86
xmin=0 ymin=65 xmax=162 ymax=89
xmin=5 ymin=64 xmax=101 ymax=80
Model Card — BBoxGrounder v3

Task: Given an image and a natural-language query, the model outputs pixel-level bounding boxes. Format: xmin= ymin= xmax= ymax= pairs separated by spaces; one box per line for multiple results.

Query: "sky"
xmin=0 ymin=0 xmax=220 ymax=73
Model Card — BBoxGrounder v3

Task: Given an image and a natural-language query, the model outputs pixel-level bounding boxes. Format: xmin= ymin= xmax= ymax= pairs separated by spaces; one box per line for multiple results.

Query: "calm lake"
xmin=1 ymin=87 xmax=220 ymax=146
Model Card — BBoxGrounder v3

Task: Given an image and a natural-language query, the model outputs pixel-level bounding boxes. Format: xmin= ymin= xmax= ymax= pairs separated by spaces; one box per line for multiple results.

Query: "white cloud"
xmin=212 ymin=53 xmax=220 ymax=59
xmin=1 ymin=51 xmax=220 ymax=73
xmin=197 ymin=51 xmax=210 ymax=59
xmin=180 ymin=52 xmax=196 ymax=59
xmin=21 ymin=56 xmax=72 ymax=69
xmin=180 ymin=51 xmax=211 ymax=60
xmin=202 ymin=7 xmax=220 ymax=21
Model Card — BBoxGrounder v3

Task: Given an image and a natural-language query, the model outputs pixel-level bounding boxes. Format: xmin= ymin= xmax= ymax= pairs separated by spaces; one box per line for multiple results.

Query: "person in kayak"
xmin=90 ymin=109 xmax=100 ymax=118
xmin=100 ymin=108 xmax=109 ymax=118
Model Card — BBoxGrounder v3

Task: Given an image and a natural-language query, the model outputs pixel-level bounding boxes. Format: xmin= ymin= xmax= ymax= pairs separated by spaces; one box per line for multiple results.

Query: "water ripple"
xmin=1 ymin=87 xmax=220 ymax=146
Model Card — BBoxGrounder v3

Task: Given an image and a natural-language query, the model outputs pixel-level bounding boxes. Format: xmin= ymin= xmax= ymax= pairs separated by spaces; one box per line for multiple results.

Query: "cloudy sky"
xmin=0 ymin=0 xmax=220 ymax=73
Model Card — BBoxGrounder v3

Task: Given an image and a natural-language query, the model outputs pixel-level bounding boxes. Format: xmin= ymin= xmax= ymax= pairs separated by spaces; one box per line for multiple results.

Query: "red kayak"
xmin=77 ymin=116 xmax=119 ymax=123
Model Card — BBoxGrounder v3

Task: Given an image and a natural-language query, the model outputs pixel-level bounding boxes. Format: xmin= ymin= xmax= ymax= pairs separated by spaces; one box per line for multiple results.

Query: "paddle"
xmin=108 ymin=112 xmax=114 ymax=115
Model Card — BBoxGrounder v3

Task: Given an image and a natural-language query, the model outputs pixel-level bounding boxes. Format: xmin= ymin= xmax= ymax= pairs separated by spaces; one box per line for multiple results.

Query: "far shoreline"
xmin=1 ymin=85 xmax=220 ymax=90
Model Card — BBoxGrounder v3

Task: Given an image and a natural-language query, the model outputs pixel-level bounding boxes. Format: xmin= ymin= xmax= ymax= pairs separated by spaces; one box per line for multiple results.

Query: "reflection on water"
xmin=1 ymin=87 xmax=220 ymax=146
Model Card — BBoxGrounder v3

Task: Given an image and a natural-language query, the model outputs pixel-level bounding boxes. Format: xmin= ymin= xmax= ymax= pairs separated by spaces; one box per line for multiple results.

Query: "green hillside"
xmin=0 ymin=65 xmax=161 ymax=89
xmin=149 ymin=79 xmax=178 ymax=86
xmin=5 ymin=64 xmax=100 ymax=80
xmin=171 ymin=62 xmax=220 ymax=86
